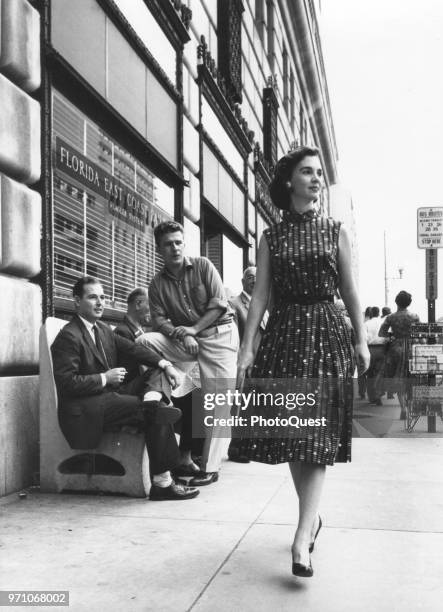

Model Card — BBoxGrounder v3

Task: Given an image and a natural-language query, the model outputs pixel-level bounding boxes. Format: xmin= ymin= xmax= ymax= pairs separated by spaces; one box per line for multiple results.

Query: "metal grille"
xmin=217 ymin=0 xmax=244 ymax=104
xmin=263 ymin=85 xmax=279 ymax=167
xmin=52 ymin=90 xmax=172 ymax=311
xmin=205 ymin=233 xmax=223 ymax=276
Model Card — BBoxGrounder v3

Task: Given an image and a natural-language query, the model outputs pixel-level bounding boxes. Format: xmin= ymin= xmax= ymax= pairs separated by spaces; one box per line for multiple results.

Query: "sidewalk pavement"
xmin=2 ymin=413 xmax=443 ymax=611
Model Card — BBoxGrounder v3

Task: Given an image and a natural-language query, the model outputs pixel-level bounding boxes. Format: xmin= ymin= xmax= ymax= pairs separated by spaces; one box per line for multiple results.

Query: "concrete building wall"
xmin=0 ymin=0 xmax=41 ymax=496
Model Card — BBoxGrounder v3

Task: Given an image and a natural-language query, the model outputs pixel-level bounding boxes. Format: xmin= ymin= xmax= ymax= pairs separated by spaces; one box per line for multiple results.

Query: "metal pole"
xmin=426 ymin=249 xmax=437 ymax=433
xmin=384 ymin=230 xmax=388 ymax=306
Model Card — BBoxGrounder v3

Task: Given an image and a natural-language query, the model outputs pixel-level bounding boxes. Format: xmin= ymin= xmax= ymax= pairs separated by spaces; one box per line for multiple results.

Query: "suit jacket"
xmin=51 ymin=315 xmax=162 ymax=449
xmin=113 ymin=316 xmax=149 ymax=383
xmin=228 ymin=292 xmax=267 ymax=353
xmin=113 ymin=316 xmax=145 ymax=342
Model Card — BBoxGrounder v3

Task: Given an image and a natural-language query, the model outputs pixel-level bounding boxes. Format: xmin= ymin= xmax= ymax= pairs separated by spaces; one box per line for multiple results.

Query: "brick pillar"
xmin=0 ymin=0 xmax=41 ymax=496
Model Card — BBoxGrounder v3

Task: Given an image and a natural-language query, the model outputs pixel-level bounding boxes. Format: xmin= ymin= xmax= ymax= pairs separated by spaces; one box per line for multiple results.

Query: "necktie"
xmin=93 ymin=325 xmax=109 ymax=368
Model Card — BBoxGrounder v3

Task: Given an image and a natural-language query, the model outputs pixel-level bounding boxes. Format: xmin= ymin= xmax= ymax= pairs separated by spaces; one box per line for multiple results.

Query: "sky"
xmin=320 ymin=0 xmax=443 ymax=320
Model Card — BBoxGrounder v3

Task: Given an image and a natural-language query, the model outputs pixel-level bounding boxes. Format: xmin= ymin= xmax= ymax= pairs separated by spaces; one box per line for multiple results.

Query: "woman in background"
xmin=379 ymin=290 xmax=419 ymax=416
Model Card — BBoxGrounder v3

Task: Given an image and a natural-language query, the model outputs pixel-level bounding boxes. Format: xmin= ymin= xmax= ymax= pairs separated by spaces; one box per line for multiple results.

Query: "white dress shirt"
xmin=241 ymin=291 xmax=269 ymax=329
xmin=365 ymin=317 xmax=388 ymax=345
xmin=78 ymin=316 xmax=107 ymax=386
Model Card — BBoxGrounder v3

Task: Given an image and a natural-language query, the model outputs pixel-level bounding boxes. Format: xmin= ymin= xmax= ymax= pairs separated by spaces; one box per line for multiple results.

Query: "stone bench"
xmin=39 ymin=317 xmax=150 ymax=497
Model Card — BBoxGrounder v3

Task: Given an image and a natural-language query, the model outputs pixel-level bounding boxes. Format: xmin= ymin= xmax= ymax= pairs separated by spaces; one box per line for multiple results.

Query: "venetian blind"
xmin=52 ymin=90 xmax=173 ymax=311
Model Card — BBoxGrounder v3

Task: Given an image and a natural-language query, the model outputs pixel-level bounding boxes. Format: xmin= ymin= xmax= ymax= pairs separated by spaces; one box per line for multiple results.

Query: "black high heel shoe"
xmin=292 ymin=557 xmax=314 ymax=578
xmin=309 ymin=515 xmax=322 ymax=553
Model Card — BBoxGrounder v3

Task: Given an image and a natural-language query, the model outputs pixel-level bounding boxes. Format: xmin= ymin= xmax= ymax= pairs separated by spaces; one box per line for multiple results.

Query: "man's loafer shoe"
xmin=149 ymin=481 xmax=200 ymax=500
xmin=143 ymin=400 xmax=182 ymax=426
xmin=188 ymin=471 xmax=219 ymax=486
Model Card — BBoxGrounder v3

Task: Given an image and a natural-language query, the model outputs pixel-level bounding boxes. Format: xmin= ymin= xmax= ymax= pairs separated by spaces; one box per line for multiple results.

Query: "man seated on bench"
xmin=51 ymin=275 xmax=199 ymax=501
xmin=114 ymin=287 xmax=204 ymax=479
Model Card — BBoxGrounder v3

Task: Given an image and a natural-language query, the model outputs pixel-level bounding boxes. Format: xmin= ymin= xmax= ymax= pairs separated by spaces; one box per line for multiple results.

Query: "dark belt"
xmin=281 ymin=295 xmax=334 ymax=305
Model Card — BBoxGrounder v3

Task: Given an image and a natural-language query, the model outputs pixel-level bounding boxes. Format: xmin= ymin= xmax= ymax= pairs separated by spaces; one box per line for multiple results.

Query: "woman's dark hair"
xmin=371 ymin=306 xmax=380 ymax=318
xmin=395 ymin=291 xmax=412 ymax=308
xmin=364 ymin=306 xmax=372 ymax=319
xmin=269 ymin=146 xmax=320 ymax=210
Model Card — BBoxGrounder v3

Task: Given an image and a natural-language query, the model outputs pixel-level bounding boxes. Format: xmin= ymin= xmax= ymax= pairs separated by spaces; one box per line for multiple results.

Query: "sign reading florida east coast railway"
xmin=417 ymin=207 xmax=443 ymax=248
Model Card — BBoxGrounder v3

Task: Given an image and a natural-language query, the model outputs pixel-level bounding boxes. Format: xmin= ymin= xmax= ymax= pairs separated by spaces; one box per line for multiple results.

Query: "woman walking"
xmin=236 ymin=146 xmax=369 ymax=577
xmin=379 ymin=290 xmax=419 ymax=417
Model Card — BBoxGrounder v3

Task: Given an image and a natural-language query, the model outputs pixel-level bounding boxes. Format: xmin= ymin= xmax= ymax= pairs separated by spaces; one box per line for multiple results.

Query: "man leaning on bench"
xmin=51 ymin=276 xmax=199 ymax=501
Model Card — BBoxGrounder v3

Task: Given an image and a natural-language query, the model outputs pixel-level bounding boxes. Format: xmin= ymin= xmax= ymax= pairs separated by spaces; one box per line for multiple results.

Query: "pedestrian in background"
xmin=227 ymin=266 xmax=268 ymax=463
xmin=380 ymin=306 xmax=393 ymax=398
xmin=379 ymin=291 xmax=419 ymax=416
xmin=358 ymin=306 xmax=373 ymax=399
xmin=365 ymin=307 xmax=388 ymax=406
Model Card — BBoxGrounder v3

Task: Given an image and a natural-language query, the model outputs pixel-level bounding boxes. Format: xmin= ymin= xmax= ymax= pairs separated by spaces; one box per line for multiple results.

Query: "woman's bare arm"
xmin=337 ymin=224 xmax=370 ymax=372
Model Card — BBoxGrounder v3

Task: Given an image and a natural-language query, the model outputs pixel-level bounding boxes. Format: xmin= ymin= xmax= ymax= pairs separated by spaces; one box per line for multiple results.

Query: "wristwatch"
xmin=158 ymin=359 xmax=173 ymax=370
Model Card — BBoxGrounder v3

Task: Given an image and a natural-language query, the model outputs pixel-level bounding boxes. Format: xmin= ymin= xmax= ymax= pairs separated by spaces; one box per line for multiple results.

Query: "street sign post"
xmin=426 ymin=249 xmax=438 ymax=325
xmin=417 ymin=207 xmax=442 ymax=432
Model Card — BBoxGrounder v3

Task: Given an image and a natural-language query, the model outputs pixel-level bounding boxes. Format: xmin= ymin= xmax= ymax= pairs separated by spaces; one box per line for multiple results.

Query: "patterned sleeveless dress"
xmin=237 ymin=209 xmax=354 ymax=466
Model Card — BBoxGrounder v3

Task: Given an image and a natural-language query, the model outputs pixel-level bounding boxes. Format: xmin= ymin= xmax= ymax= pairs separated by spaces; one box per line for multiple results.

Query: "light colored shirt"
xmin=78 ymin=315 xmax=96 ymax=342
xmin=241 ymin=290 xmax=269 ymax=329
xmin=78 ymin=316 xmax=107 ymax=386
xmin=365 ymin=317 xmax=387 ymax=345
xmin=241 ymin=290 xmax=251 ymax=303
xmin=149 ymin=256 xmax=233 ymax=336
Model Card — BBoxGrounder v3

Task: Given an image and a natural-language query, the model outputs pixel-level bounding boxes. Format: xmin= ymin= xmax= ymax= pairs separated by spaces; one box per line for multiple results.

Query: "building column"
xmin=0 ymin=0 xmax=42 ymax=496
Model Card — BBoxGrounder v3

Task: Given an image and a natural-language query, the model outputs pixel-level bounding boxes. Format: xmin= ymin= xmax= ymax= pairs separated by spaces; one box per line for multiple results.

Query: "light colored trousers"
xmin=137 ymin=322 xmax=239 ymax=472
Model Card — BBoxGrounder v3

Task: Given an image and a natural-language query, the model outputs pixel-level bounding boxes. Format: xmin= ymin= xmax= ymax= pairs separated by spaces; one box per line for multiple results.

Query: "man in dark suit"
xmin=115 ymin=287 xmax=204 ymax=479
xmin=228 ymin=267 xmax=268 ymax=463
xmin=51 ymin=276 xmax=199 ymax=500
xmin=113 ymin=287 xmax=152 ymax=383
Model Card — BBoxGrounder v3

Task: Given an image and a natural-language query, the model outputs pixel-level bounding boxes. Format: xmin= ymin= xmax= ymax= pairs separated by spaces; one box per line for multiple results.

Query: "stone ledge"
xmin=0 ymin=173 xmax=41 ymax=277
xmin=0 ymin=275 xmax=41 ymax=372
xmin=0 ymin=73 xmax=40 ymax=184
xmin=0 ymin=375 xmax=39 ymax=496
xmin=0 ymin=0 xmax=41 ymax=92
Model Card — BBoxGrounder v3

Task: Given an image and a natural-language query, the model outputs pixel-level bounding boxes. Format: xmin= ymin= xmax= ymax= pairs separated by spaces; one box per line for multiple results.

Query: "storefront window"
xmin=256 ymin=212 xmax=268 ymax=238
xmin=52 ymin=90 xmax=174 ymax=312
xmin=203 ymin=143 xmax=245 ymax=235
xmin=222 ymin=235 xmax=243 ymax=295
xmin=112 ymin=0 xmax=177 ymax=85
xmin=51 ymin=0 xmax=178 ymax=168
xmin=201 ymin=97 xmax=244 ymax=179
